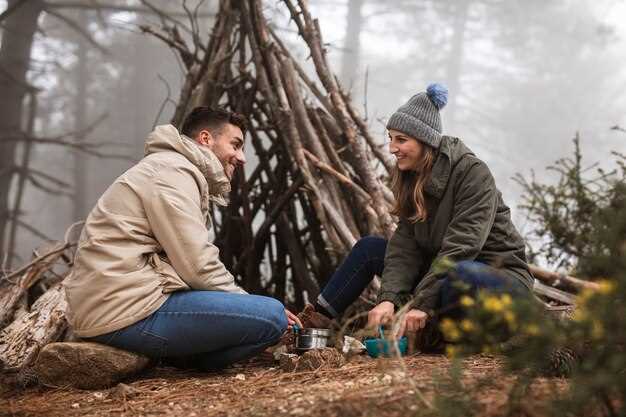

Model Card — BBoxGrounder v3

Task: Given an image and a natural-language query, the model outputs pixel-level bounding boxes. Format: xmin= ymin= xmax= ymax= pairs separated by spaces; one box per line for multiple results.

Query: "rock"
xmin=278 ymin=353 xmax=299 ymax=372
xmin=109 ymin=382 xmax=141 ymax=399
xmin=281 ymin=347 xmax=345 ymax=371
xmin=342 ymin=336 xmax=365 ymax=354
xmin=33 ymin=342 xmax=150 ymax=389
xmin=271 ymin=344 xmax=288 ymax=361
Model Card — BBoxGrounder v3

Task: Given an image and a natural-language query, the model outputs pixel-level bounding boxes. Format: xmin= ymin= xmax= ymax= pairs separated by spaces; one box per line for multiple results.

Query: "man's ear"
xmin=196 ymin=129 xmax=213 ymax=147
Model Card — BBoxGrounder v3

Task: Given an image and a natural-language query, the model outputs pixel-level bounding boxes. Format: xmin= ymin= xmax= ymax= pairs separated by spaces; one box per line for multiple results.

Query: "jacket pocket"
xmin=148 ymin=253 xmax=190 ymax=294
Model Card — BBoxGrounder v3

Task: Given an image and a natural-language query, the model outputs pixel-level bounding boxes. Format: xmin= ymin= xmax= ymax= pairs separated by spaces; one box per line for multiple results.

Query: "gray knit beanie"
xmin=386 ymin=83 xmax=448 ymax=149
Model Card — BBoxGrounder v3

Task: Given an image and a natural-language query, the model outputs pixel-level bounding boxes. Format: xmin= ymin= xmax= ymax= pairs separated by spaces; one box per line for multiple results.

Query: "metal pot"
xmin=294 ymin=328 xmax=331 ymax=351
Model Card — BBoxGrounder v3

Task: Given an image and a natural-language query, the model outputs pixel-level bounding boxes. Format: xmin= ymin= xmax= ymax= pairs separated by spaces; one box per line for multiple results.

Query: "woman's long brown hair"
xmin=390 ymin=145 xmax=436 ymax=223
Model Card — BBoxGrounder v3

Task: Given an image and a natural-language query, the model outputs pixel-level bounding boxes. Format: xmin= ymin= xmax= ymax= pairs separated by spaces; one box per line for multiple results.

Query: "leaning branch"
xmin=46 ymin=0 xmax=215 ymax=17
xmin=530 ymin=264 xmax=600 ymax=292
xmin=44 ymin=7 xmax=110 ymax=55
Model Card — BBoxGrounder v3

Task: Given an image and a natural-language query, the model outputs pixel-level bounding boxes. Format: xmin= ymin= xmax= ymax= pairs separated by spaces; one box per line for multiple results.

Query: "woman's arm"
xmin=377 ymin=219 xmax=424 ymax=308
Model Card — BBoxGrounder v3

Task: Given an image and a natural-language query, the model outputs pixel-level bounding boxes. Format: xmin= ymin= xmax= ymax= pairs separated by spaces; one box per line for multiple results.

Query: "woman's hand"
xmin=367 ymin=301 xmax=395 ymax=328
xmin=285 ymin=309 xmax=303 ymax=328
xmin=397 ymin=309 xmax=428 ymax=337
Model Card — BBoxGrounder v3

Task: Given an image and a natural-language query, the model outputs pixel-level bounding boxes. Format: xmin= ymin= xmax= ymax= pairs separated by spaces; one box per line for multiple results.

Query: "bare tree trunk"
xmin=444 ymin=0 xmax=469 ymax=131
xmin=6 ymin=91 xmax=37 ymax=269
xmin=73 ymin=9 xmax=88 ymax=222
xmin=0 ymin=0 xmax=44 ymax=256
xmin=339 ymin=0 xmax=363 ymax=93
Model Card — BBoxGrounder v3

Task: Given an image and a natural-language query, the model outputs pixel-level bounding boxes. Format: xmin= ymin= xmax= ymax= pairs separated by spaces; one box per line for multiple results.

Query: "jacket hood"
xmin=424 ymin=136 xmax=475 ymax=198
xmin=144 ymin=124 xmax=230 ymax=203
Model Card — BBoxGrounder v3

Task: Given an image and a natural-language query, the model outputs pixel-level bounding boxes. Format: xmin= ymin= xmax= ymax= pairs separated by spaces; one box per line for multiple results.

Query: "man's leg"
xmin=89 ymin=291 xmax=287 ymax=370
xmin=315 ymin=236 xmax=387 ymax=318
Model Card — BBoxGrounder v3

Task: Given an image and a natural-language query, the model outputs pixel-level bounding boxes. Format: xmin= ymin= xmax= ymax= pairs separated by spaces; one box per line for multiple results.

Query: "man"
xmin=65 ymin=106 xmax=299 ymax=370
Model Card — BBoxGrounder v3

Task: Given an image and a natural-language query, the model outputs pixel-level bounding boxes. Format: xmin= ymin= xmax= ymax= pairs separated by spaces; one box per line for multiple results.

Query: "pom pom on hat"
xmin=426 ymin=83 xmax=448 ymax=110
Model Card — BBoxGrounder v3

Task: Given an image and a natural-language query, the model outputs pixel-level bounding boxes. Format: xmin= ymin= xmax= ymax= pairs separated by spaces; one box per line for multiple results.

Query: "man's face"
xmin=196 ymin=123 xmax=246 ymax=180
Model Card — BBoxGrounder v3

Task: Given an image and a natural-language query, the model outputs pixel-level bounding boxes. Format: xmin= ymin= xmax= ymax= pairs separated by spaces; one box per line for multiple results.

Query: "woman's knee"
xmin=352 ymin=235 xmax=387 ymax=258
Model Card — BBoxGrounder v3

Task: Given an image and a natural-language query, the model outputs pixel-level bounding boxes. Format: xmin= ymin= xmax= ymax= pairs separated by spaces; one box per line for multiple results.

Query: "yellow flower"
xmin=504 ymin=310 xmax=517 ymax=329
xmin=460 ymin=295 xmax=475 ymax=307
xmin=445 ymin=345 xmax=459 ymax=358
xmin=501 ymin=294 xmax=513 ymax=307
xmin=440 ymin=318 xmax=461 ymax=341
xmin=440 ymin=318 xmax=456 ymax=332
xmin=597 ymin=280 xmax=616 ymax=295
xmin=524 ymin=324 xmax=540 ymax=336
xmin=460 ymin=319 xmax=475 ymax=332
xmin=483 ymin=296 xmax=504 ymax=313
xmin=572 ymin=307 xmax=587 ymax=323
xmin=591 ymin=320 xmax=604 ymax=340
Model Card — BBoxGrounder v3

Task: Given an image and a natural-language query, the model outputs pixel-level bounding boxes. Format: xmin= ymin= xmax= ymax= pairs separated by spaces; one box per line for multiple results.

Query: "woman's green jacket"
xmin=377 ymin=136 xmax=533 ymax=315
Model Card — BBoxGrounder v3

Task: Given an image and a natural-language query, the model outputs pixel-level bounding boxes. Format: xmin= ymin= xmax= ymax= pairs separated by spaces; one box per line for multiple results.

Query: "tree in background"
xmin=0 ymin=0 xmax=206 ymax=266
xmin=515 ymin=132 xmax=626 ymax=277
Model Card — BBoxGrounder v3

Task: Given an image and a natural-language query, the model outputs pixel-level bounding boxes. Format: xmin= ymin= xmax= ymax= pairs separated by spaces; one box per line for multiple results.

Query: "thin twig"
xmin=1 ymin=221 xmax=83 ymax=283
xmin=153 ymin=74 xmax=177 ymax=129
xmin=1 ymin=242 xmax=74 ymax=283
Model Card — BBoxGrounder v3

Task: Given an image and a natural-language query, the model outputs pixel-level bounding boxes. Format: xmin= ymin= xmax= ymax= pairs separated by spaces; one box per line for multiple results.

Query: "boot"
xmin=297 ymin=303 xmax=333 ymax=329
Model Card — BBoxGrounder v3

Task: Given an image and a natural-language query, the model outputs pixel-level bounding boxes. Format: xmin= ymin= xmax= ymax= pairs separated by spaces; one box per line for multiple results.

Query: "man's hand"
xmin=367 ymin=301 xmax=395 ymax=328
xmin=285 ymin=309 xmax=302 ymax=328
xmin=397 ymin=309 xmax=428 ymax=337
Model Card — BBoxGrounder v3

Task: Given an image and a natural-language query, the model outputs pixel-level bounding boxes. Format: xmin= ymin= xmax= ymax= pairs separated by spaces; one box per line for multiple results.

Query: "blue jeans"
xmin=89 ymin=291 xmax=288 ymax=370
xmin=317 ymin=236 xmax=529 ymax=318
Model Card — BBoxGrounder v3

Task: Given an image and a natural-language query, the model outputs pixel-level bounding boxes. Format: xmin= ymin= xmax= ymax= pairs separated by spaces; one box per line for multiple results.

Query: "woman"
xmin=300 ymin=84 xmax=533 ymax=349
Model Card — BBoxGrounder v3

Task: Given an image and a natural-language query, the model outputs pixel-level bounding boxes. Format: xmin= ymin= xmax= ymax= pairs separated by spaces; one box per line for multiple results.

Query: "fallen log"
xmin=0 ymin=283 xmax=68 ymax=371
xmin=533 ymin=279 xmax=576 ymax=305
xmin=530 ymin=264 xmax=600 ymax=293
xmin=0 ymin=241 xmax=68 ymax=329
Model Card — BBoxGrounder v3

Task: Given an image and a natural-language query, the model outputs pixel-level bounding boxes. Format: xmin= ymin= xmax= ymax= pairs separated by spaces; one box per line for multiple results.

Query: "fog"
xmin=1 ymin=0 xmax=625 ymax=266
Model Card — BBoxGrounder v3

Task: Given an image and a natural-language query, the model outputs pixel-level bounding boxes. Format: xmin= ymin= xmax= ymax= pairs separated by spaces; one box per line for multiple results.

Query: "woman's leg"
xmin=89 ymin=291 xmax=287 ymax=370
xmin=438 ymin=260 xmax=530 ymax=319
xmin=416 ymin=261 xmax=531 ymax=352
xmin=316 ymin=236 xmax=387 ymax=318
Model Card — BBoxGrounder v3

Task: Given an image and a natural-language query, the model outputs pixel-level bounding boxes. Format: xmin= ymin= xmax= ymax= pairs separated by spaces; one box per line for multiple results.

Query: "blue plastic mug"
xmin=364 ymin=326 xmax=408 ymax=358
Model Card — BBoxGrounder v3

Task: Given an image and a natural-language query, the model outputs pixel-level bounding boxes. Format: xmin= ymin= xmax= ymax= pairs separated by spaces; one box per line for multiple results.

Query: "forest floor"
xmin=1 ymin=353 xmax=568 ymax=417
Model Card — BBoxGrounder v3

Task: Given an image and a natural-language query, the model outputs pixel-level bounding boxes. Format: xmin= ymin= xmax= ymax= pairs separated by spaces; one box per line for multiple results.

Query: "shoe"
xmin=297 ymin=303 xmax=333 ymax=329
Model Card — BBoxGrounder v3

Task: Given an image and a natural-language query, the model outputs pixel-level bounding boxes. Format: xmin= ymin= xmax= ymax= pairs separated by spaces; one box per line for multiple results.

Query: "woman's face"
xmin=388 ymin=129 xmax=424 ymax=171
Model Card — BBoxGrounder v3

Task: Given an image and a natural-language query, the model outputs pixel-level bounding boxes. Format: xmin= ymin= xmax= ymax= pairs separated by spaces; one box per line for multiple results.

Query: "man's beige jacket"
xmin=64 ymin=125 xmax=246 ymax=338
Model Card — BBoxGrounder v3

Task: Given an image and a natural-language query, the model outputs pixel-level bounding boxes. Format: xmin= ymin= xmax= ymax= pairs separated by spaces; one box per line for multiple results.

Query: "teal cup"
xmin=364 ymin=326 xmax=408 ymax=358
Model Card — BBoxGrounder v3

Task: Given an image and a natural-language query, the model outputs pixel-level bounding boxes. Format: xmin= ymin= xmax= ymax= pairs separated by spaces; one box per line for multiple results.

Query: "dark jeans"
xmin=316 ymin=236 xmax=529 ymax=319
xmin=89 ymin=291 xmax=288 ymax=370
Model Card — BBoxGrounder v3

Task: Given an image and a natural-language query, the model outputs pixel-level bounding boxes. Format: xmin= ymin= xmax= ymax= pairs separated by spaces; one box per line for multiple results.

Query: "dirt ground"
xmin=1 ymin=354 xmax=567 ymax=417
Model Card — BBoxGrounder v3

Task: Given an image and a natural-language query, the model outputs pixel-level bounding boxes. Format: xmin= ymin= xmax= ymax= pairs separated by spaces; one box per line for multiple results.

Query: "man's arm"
xmin=143 ymin=164 xmax=246 ymax=294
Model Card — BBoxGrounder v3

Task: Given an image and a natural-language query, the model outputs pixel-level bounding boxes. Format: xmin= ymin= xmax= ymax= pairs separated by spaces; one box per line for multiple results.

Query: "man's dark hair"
xmin=181 ymin=106 xmax=247 ymax=138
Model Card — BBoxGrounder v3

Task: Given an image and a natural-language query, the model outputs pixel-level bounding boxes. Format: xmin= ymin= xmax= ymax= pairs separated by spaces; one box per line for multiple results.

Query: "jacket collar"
xmin=144 ymin=125 xmax=230 ymax=206
xmin=424 ymin=136 xmax=473 ymax=199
